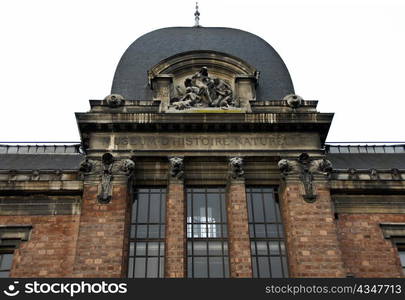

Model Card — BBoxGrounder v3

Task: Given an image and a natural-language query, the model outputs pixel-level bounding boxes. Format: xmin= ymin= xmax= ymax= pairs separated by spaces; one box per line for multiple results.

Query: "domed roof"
xmin=111 ymin=27 xmax=294 ymax=100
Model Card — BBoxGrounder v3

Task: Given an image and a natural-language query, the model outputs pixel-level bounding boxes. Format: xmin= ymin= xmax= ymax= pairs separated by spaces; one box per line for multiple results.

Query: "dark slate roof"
xmin=111 ymin=27 xmax=294 ymax=100
xmin=326 ymin=145 xmax=405 ymax=170
xmin=0 ymin=145 xmax=82 ymax=170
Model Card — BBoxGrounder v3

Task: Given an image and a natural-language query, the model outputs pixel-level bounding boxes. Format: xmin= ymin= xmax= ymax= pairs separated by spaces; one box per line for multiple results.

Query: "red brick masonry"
xmin=279 ymin=182 xmax=346 ymax=277
xmin=337 ymin=214 xmax=405 ymax=277
xmin=227 ymin=181 xmax=253 ymax=278
xmin=165 ymin=182 xmax=186 ymax=277
xmin=72 ymin=184 xmax=131 ymax=277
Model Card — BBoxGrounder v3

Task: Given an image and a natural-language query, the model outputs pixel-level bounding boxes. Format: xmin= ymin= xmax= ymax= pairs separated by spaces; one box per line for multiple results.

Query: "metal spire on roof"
xmin=194 ymin=2 xmax=200 ymax=27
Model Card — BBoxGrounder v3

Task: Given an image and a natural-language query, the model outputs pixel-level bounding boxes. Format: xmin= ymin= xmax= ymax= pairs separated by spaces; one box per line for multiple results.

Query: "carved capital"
xmin=169 ymin=157 xmax=184 ymax=180
xmin=229 ymin=157 xmax=244 ymax=180
xmin=278 ymin=153 xmax=332 ymax=202
xmin=80 ymin=153 xmax=135 ymax=204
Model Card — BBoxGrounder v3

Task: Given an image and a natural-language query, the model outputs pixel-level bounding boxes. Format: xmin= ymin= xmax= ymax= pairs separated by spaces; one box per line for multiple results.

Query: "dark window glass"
xmin=128 ymin=187 xmax=166 ymax=278
xmin=246 ymin=187 xmax=288 ymax=278
xmin=0 ymin=252 xmax=14 ymax=278
xmin=187 ymin=187 xmax=229 ymax=278
xmin=398 ymin=245 xmax=405 ymax=275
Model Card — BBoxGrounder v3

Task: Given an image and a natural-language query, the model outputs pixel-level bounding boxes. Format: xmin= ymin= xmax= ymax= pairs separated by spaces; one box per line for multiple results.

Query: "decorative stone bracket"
xmin=79 ymin=153 xmax=135 ymax=204
xmin=168 ymin=157 xmax=184 ymax=181
xmin=229 ymin=157 xmax=245 ymax=181
xmin=278 ymin=153 xmax=332 ymax=202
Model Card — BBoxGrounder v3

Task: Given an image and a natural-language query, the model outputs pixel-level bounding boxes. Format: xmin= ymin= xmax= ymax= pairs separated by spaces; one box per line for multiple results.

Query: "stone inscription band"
xmin=91 ymin=133 xmax=320 ymax=151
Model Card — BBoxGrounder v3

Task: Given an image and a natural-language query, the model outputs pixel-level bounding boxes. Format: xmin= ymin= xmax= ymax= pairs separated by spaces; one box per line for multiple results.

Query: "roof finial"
xmin=194 ymin=2 xmax=200 ymax=27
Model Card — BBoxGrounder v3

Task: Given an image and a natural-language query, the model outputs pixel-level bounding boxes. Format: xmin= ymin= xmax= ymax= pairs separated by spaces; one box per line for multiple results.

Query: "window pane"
xmin=194 ymin=257 xmax=208 ymax=278
xmin=135 ymin=242 xmax=146 ymax=256
xmin=127 ymin=257 xmax=134 ymax=277
xmin=146 ymin=257 xmax=158 ymax=278
xmin=267 ymin=224 xmax=278 ymax=238
xmin=269 ymin=241 xmax=280 ymax=255
xmin=207 ymin=194 xmax=221 ymax=222
xmin=0 ymin=271 xmax=9 ymax=278
xmin=258 ymin=257 xmax=270 ymax=277
xmin=193 ymin=194 xmax=206 ymax=220
xmin=134 ymin=258 xmax=146 ymax=278
xmin=252 ymin=193 xmax=264 ymax=222
xmin=255 ymin=224 xmax=266 ymax=238
xmin=137 ymin=195 xmax=149 ymax=223
xmin=148 ymin=225 xmax=160 ymax=238
xmin=148 ymin=242 xmax=160 ymax=256
xmin=149 ymin=194 xmax=160 ymax=222
xmin=209 ymin=257 xmax=224 ymax=278
xmin=193 ymin=241 xmax=207 ymax=256
xmin=256 ymin=241 xmax=268 ymax=255
xmin=208 ymin=241 xmax=223 ymax=256
xmin=270 ymin=257 xmax=283 ymax=278
xmin=136 ymin=225 xmax=148 ymax=238
xmin=399 ymin=251 xmax=405 ymax=267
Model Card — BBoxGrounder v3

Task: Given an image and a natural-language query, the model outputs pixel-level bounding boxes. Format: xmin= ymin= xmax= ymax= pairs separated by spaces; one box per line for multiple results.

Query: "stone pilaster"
xmin=72 ymin=154 xmax=135 ymax=277
xmin=226 ymin=157 xmax=252 ymax=278
xmin=164 ymin=157 xmax=186 ymax=278
xmin=278 ymin=153 xmax=346 ymax=277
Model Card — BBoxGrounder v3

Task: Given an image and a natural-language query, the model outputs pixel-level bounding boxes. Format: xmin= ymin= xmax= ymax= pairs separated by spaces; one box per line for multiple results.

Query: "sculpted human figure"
xmin=171 ymin=66 xmax=235 ymax=110
xmin=191 ymin=66 xmax=214 ymax=106
xmin=172 ymin=78 xmax=201 ymax=110
xmin=211 ymin=78 xmax=234 ymax=108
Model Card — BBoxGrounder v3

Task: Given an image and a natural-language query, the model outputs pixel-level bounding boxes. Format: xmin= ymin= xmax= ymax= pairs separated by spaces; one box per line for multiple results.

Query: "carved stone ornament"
xmin=370 ymin=168 xmax=379 ymax=180
xmin=278 ymin=153 xmax=333 ymax=203
xmin=391 ymin=168 xmax=402 ymax=180
xmin=98 ymin=153 xmax=114 ymax=204
xmin=170 ymin=66 xmax=236 ymax=110
xmin=229 ymin=157 xmax=244 ymax=180
xmin=79 ymin=154 xmax=135 ymax=204
xmin=283 ymin=94 xmax=303 ymax=108
xmin=104 ymin=94 xmax=125 ymax=108
xmin=79 ymin=158 xmax=93 ymax=173
xmin=169 ymin=157 xmax=184 ymax=180
xmin=348 ymin=168 xmax=358 ymax=180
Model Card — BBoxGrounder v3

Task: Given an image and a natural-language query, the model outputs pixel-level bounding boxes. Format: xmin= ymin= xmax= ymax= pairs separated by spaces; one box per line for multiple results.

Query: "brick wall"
xmin=0 ymin=215 xmax=80 ymax=277
xmin=72 ymin=184 xmax=131 ymax=277
xmin=337 ymin=214 xmax=405 ymax=277
xmin=279 ymin=182 xmax=346 ymax=277
xmin=227 ymin=181 xmax=252 ymax=277
xmin=164 ymin=182 xmax=186 ymax=277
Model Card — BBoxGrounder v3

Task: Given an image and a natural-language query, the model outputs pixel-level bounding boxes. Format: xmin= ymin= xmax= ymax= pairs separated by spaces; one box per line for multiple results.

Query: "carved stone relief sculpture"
xmin=170 ymin=66 xmax=236 ymax=110
xmin=278 ymin=153 xmax=332 ymax=203
xmin=229 ymin=157 xmax=244 ymax=180
xmin=79 ymin=154 xmax=135 ymax=204
xmin=169 ymin=157 xmax=184 ymax=180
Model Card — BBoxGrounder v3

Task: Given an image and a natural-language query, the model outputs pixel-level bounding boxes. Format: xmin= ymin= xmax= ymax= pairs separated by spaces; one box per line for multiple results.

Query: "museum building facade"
xmin=0 ymin=25 xmax=405 ymax=278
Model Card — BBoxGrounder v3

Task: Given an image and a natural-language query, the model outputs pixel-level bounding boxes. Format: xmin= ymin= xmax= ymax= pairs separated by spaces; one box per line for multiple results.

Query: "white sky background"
xmin=0 ymin=0 xmax=404 ymax=143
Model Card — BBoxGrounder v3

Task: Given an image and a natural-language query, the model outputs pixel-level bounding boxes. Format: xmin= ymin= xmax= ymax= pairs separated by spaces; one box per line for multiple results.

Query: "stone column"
xmin=73 ymin=154 xmax=135 ymax=277
xmin=278 ymin=153 xmax=346 ymax=277
xmin=164 ymin=157 xmax=186 ymax=278
xmin=226 ymin=157 xmax=253 ymax=278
